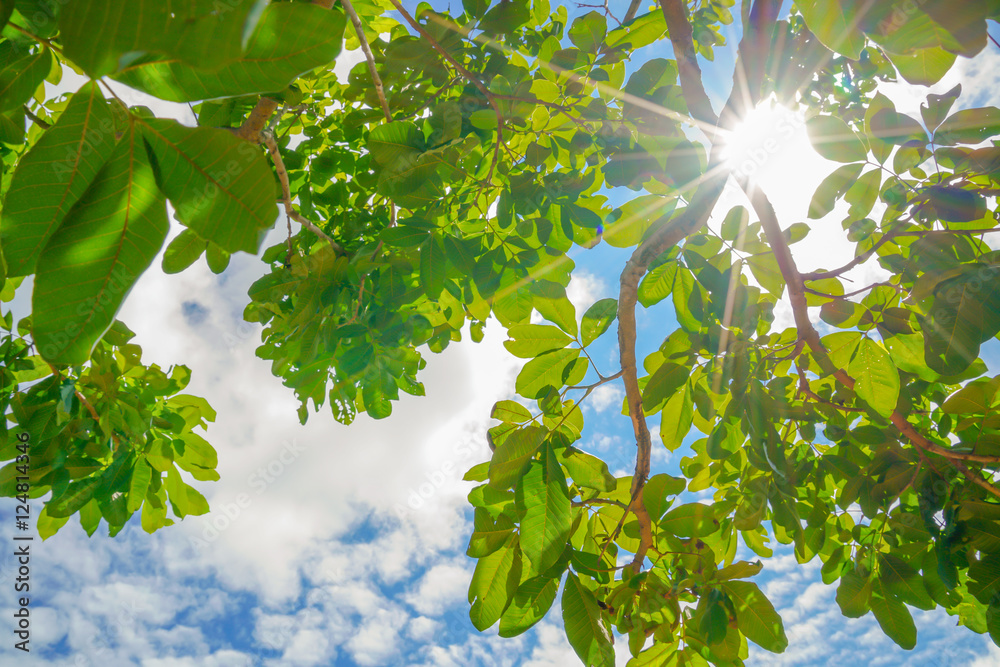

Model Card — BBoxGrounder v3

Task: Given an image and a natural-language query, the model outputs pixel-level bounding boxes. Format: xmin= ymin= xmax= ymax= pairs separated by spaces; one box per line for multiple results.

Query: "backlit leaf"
xmin=33 ymin=125 xmax=169 ymax=365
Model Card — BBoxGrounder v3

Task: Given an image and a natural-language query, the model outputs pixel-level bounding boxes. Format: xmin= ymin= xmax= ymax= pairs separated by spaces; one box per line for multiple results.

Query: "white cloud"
xmin=404 ymin=561 xmax=473 ymax=616
xmin=587 ymin=384 xmax=624 ymax=413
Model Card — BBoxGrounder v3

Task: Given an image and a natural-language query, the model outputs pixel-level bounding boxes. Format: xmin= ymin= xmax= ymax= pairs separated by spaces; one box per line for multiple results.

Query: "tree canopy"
xmin=2 ymin=0 xmax=1000 ymax=663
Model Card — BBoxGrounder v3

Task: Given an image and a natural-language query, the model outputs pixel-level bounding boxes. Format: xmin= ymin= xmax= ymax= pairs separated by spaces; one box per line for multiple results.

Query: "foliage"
xmin=2 ymin=0 xmax=1000 ymax=663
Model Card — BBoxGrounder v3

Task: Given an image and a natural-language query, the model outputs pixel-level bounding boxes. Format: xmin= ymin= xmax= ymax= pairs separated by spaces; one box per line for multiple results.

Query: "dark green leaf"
xmin=1 ymin=82 xmax=117 ymax=277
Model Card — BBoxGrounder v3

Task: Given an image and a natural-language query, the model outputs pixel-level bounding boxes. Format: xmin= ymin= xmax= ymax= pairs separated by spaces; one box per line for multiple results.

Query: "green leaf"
xmin=672 ymin=268 xmax=703 ymax=332
xmin=642 ymin=362 xmax=688 ymax=413
xmin=562 ymin=572 xmax=615 ymax=667
xmin=660 ymin=382 xmax=694 ymax=451
xmin=718 ymin=205 xmax=747 ymax=241
xmin=368 ymin=121 xmax=423 ymax=166
xmin=0 ymin=82 xmax=117 ymax=277
xmin=605 ymin=195 xmax=675 ymax=248
xmin=942 ymin=377 xmax=1000 ymax=414
xmin=969 ymin=553 xmax=1000 ymax=604
xmin=139 ymin=118 xmax=277 ymax=254
xmin=37 ymin=506 xmax=70 ymax=540
xmin=127 ymin=458 xmax=152 ymax=513
xmin=642 ymin=473 xmax=685 ymax=520
xmin=518 ymin=444 xmax=571 ymax=575
xmin=491 ymin=399 xmax=534 ymax=423
xmin=489 ymin=425 xmax=546 ymax=490
xmin=822 ymin=331 xmax=862 ymax=370
xmin=890 ymin=48 xmax=956 ymax=87
xmin=806 ymin=116 xmax=867 ymax=163
xmin=580 ymin=298 xmax=617 ymax=347
xmin=660 ymin=502 xmax=719 ymax=538
xmin=747 ymin=253 xmax=785 ymax=297
xmin=870 ymin=593 xmax=917 ymax=649
xmin=878 ymin=554 xmax=934 ymax=610
xmin=568 ymin=11 xmax=607 ymax=53
xmin=921 ymin=84 xmax=961 ymax=132
xmin=469 ymin=534 xmax=521 ymax=631
xmin=924 ymin=285 xmax=983 ymax=376
xmin=559 ymin=447 xmax=616 ymax=491
xmin=808 ymin=163 xmax=864 ymax=219
xmin=164 ymin=466 xmax=209 ymax=517
xmin=836 ymin=569 xmax=871 ymax=618
xmin=161 ymin=229 xmax=208 ymax=274
xmin=715 ymin=560 xmax=763 ymax=581
xmin=175 ymin=432 xmax=218 ymax=469
xmin=419 ymin=236 xmax=446 ymax=298
xmin=59 ymin=0 xmax=264 ymax=77
xmin=534 ymin=292 xmax=578 ymax=336
xmin=796 ymin=0 xmax=865 ymax=58
xmin=637 ymin=260 xmax=677 ymax=308
xmin=844 ymin=169 xmax=882 ymax=219
xmin=0 ymin=1 xmax=12 ymax=32
xmin=923 ymin=186 xmax=987 ymax=223
xmin=32 ymin=125 xmax=169 ymax=365
xmin=499 ymin=575 xmax=560 ymax=637
xmin=936 ymin=107 xmax=1000 ymax=145
xmin=504 ymin=324 xmax=573 ymax=359
xmin=114 ymin=3 xmax=345 ymax=102
xmin=849 ymin=338 xmax=899 ymax=419
xmin=468 ymin=507 xmax=515 ymax=558
xmin=0 ymin=48 xmax=51 ymax=113
xmin=515 ymin=348 xmax=580 ymax=399
xmin=868 ymin=108 xmax=924 ymax=145
xmin=46 ymin=476 xmax=102 ymax=518
xmin=723 ymin=580 xmax=788 ymax=653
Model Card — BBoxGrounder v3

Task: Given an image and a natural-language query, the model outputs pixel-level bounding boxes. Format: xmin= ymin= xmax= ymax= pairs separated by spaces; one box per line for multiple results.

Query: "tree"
xmin=1 ymin=0 xmax=1000 ymax=663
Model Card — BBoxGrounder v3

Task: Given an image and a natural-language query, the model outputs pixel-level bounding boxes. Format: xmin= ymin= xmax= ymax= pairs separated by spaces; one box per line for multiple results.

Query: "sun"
xmin=721 ymin=99 xmax=811 ymax=187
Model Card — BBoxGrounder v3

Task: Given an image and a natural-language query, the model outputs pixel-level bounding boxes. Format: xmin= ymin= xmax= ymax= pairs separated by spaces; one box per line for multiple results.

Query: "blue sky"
xmin=3 ymin=2 xmax=1000 ymax=665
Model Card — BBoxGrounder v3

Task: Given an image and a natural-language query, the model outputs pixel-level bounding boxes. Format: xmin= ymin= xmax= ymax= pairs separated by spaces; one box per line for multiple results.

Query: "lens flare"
xmin=722 ymin=100 xmax=810 ymax=186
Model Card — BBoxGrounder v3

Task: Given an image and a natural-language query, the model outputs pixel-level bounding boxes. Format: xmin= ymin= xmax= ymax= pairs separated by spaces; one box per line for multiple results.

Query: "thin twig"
xmin=952 ymin=461 xmax=1000 ymax=500
xmin=23 ymin=106 xmax=51 ymax=129
xmin=264 ymin=134 xmax=344 ymax=254
xmin=343 ymin=0 xmax=392 ymax=122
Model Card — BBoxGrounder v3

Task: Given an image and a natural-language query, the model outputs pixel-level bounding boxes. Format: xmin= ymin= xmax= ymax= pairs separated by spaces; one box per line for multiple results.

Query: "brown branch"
xmin=264 ymin=134 xmax=344 ymax=254
xmin=622 ymin=0 xmax=644 ymax=24
xmin=660 ymin=0 xmax=718 ymax=126
xmin=23 ymin=106 xmax=51 ymax=129
xmin=801 ymin=226 xmax=998 ymax=282
xmin=342 ymin=0 xmax=392 ymax=122
xmin=612 ymin=0 xmax=788 ymax=576
xmin=746 ymin=184 xmax=1000 ymax=472
xmin=234 ymin=0 xmax=336 ymax=142
xmin=952 ymin=461 xmax=1000 ymax=500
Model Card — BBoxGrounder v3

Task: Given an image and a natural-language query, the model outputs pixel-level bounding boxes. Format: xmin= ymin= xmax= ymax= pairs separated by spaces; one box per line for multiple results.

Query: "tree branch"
xmin=623 ymin=0 xmax=644 ymax=24
xmin=952 ymin=460 xmax=1000 ymax=500
xmin=659 ymin=0 xmax=718 ymax=126
xmin=746 ymin=184 xmax=1000 ymax=473
xmin=342 ymin=0 xmax=392 ymax=122
xmin=264 ymin=134 xmax=344 ymax=254
xmin=614 ymin=0 xmax=788 ymax=576
xmin=23 ymin=106 xmax=51 ymax=129
xmin=235 ymin=0 xmax=337 ymax=142
xmin=801 ymin=225 xmax=997 ymax=282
